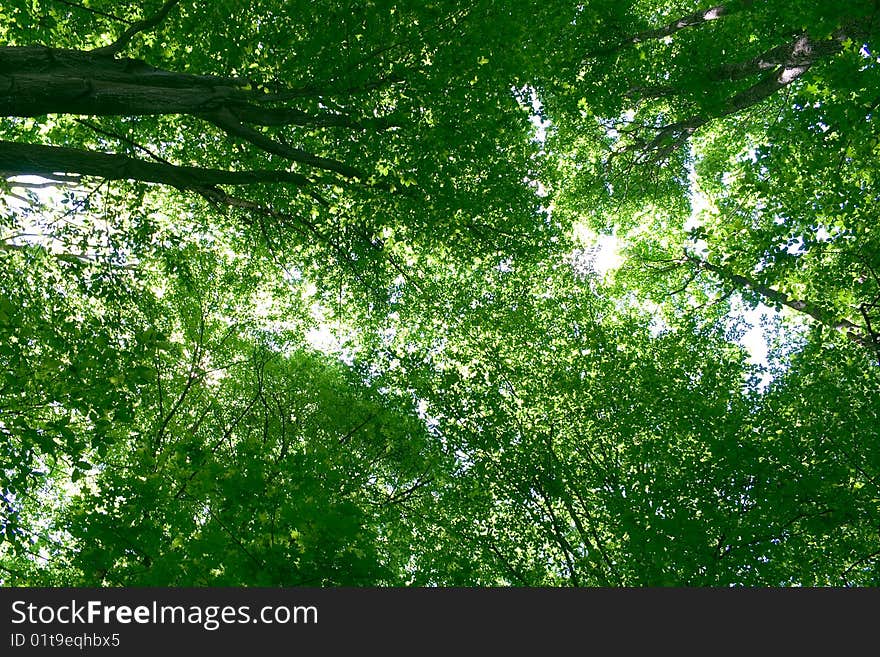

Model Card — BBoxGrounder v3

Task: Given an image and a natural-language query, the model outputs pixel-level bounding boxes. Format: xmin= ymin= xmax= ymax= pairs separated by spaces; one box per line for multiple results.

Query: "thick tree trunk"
xmin=0 ymin=46 xmax=369 ymax=181
xmin=0 ymin=47 xmax=353 ymax=126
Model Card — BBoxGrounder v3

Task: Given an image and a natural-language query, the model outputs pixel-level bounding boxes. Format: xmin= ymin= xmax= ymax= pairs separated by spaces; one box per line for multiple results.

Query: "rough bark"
xmin=0 ymin=46 xmax=370 ymax=180
xmin=0 ymin=47 xmax=361 ymax=127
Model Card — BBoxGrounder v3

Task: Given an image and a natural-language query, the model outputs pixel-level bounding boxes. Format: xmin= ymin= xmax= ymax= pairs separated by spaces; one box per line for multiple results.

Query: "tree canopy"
xmin=1 ymin=0 xmax=879 ymax=586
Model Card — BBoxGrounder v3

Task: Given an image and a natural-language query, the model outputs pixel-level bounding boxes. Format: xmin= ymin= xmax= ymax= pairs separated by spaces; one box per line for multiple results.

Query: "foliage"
xmin=2 ymin=0 xmax=879 ymax=586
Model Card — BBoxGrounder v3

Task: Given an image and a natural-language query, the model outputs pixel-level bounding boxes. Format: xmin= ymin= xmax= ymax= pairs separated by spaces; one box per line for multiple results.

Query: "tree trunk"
xmin=0 ymin=46 xmax=369 ymax=180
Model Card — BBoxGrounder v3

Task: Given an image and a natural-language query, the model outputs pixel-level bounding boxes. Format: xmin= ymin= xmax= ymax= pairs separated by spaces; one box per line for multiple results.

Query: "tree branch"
xmin=92 ymin=0 xmax=182 ymax=57
xmin=586 ymin=1 xmax=753 ymax=59
xmin=206 ymin=108 xmax=366 ymax=180
xmin=631 ymin=3 xmax=742 ymax=44
xmin=338 ymin=414 xmax=376 ymax=445
xmin=623 ymin=19 xmax=872 ymax=162
xmin=691 ymin=255 xmax=880 ymax=354
xmin=51 ymin=0 xmax=133 ymax=25
xmin=75 ymin=118 xmax=174 ymax=166
xmin=0 ymin=140 xmax=312 ymax=188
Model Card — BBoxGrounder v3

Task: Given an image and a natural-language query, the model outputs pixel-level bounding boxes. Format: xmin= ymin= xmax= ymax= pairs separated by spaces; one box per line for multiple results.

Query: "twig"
xmin=75 ymin=118 xmax=174 ymax=166
xmin=92 ymin=0 xmax=181 ymax=56
xmin=51 ymin=0 xmax=133 ymax=24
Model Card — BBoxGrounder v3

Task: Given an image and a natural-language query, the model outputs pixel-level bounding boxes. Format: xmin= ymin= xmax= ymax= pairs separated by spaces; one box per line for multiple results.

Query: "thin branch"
xmin=692 ymin=255 xmax=880 ymax=354
xmin=665 ymin=269 xmax=701 ymax=297
xmin=202 ymin=187 xmax=339 ymax=254
xmin=92 ymin=0 xmax=182 ymax=57
xmin=51 ymin=0 xmax=133 ymax=25
xmin=531 ymin=481 xmax=584 ymax=586
xmin=542 ymin=432 xmax=621 ymax=585
xmin=202 ymin=504 xmax=266 ymax=571
xmin=153 ymin=307 xmax=205 ymax=450
xmin=841 ymin=548 xmax=880 ymax=586
xmin=339 ymin=414 xmax=376 ymax=445
xmin=485 ymin=540 xmax=530 ymax=585
xmin=75 ymin=118 xmax=174 ymax=166
xmin=206 ymin=108 xmax=367 ymax=180
xmin=384 ymin=473 xmax=434 ymax=506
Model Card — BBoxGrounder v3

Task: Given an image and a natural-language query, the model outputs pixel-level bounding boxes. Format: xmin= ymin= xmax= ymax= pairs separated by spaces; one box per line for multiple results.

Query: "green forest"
xmin=1 ymin=0 xmax=878 ymax=587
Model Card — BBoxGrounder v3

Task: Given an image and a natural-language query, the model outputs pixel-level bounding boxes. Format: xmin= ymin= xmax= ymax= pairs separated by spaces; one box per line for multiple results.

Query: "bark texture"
xmin=0 ymin=46 xmax=369 ymax=181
